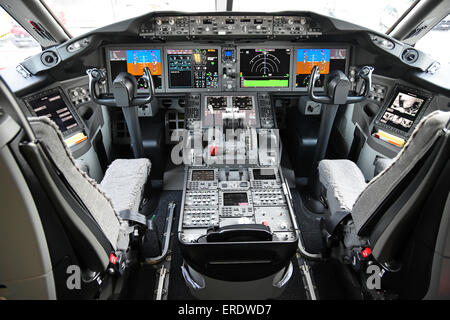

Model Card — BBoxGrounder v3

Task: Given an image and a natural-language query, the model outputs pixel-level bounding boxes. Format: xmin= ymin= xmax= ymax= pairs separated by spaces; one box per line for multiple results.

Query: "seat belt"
xmin=119 ymin=209 xmax=154 ymax=229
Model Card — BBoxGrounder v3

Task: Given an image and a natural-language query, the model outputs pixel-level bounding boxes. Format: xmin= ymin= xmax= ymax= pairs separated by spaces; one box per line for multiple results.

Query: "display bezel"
xmin=164 ymin=45 xmax=222 ymax=93
xmin=375 ymin=85 xmax=432 ymax=137
xmin=236 ymin=46 xmax=294 ymax=92
xmin=292 ymin=44 xmax=351 ymax=92
xmin=23 ymin=86 xmax=84 ymax=137
xmin=105 ymin=45 xmax=164 ymax=93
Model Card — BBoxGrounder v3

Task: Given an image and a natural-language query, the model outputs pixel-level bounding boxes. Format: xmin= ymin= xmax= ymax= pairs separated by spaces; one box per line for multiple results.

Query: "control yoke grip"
xmin=86 ymin=68 xmax=116 ymax=107
xmin=307 ymin=65 xmax=374 ymax=104
xmin=346 ymin=66 xmax=374 ymax=104
xmin=130 ymin=66 xmax=154 ymax=106
xmin=308 ymin=66 xmax=333 ymax=104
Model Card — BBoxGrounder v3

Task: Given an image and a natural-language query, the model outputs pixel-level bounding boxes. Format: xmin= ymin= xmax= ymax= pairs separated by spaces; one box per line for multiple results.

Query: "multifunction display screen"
xmin=192 ymin=170 xmax=215 ymax=181
xmin=26 ymin=89 xmax=80 ymax=134
xmin=253 ymin=168 xmax=276 ymax=180
xmin=295 ymin=48 xmax=347 ymax=88
xmin=380 ymin=91 xmax=427 ymax=133
xmin=239 ymin=48 xmax=291 ymax=88
xmin=223 ymin=192 xmax=249 ymax=206
xmin=167 ymin=48 xmax=219 ymax=89
xmin=109 ymin=49 xmax=162 ymax=90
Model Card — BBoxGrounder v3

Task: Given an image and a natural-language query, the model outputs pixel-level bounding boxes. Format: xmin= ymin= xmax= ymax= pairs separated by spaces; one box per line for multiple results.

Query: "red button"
xmin=361 ymin=247 xmax=372 ymax=258
xmin=109 ymin=253 xmax=117 ymax=264
xmin=210 ymin=146 xmax=218 ymax=156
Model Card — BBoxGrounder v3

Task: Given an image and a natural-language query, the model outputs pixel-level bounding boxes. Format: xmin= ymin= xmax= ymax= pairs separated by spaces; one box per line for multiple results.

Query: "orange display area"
xmin=127 ymin=62 xmax=162 ymax=76
xmin=296 ymin=61 xmax=330 ymax=75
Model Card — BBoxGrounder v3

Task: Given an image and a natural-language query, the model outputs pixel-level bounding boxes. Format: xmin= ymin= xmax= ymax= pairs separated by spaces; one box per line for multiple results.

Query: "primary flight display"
xmin=108 ymin=49 xmax=163 ymax=89
xmin=295 ymin=48 xmax=347 ymax=88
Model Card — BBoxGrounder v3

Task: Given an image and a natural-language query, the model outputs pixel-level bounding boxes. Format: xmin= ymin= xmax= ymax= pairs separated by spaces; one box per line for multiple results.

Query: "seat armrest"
xmin=321 ymin=210 xmax=352 ymax=237
xmin=373 ymin=157 xmax=394 ymax=177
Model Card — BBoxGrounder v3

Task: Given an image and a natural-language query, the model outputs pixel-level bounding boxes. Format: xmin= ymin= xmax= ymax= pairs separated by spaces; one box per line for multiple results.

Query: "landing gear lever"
xmin=305 ymin=65 xmax=374 ymax=213
xmin=86 ymin=67 xmax=155 ymax=158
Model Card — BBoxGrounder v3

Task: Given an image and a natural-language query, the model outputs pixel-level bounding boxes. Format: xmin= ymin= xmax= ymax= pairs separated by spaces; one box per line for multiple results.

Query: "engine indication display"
xmin=295 ymin=48 xmax=347 ymax=88
xmin=108 ymin=49 xmax=162 ymax=90
xmin=239 ymin=48 xmax=291 ymax=88
xmin=167 ymin=48 xmax=219 ymax=89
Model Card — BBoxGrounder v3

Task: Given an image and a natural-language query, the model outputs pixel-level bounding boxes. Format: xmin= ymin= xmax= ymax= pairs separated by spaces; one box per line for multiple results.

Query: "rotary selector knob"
xmin=300 ymin=17 xmax=306 ymax=25
xmin=169 ymin=18 xmax=175 ymax=25
xmin=156 ymin=18 xmax=162 ymax=25
xmin=288 ymin=18 xmax=294 ymax=25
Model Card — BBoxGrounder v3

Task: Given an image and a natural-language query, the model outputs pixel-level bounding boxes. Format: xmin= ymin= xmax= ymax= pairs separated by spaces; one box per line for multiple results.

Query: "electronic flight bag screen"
xmin=380 ymin=91 xmax=427 ymax=133
xmin=239 ymin=48 xmax=291 ymax=88
xmin=109 ymin=49 xmax=163 ymax=90
xmin=295 ymin=48 xmax=347 ymax=88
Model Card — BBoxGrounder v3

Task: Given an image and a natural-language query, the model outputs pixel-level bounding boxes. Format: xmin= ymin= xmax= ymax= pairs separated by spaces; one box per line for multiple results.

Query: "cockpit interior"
xmin=0 ymin=0 xmax=449 ymax=302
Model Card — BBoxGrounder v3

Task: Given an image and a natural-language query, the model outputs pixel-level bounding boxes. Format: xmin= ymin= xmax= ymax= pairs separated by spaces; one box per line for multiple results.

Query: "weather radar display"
xmin=239 ymin=48 xmax=291 ymax=88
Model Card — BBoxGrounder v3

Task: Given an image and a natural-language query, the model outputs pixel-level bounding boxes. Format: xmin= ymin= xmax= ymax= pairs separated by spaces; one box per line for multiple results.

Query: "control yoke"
xmin=86 ymin=67 xmax=155 ymax=158
xmin=305 ymin=65 xmax=374 ymax=213
xmin=308 ymin=65 xmax=373 ymax=104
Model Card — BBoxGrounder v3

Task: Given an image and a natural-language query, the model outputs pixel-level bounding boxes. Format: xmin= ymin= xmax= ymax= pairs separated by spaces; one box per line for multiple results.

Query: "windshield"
xmin=43 ymin=0 xmax=416 ymax=37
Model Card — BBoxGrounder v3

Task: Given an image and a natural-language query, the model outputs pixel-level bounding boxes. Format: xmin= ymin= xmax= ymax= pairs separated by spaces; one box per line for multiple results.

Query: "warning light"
xmin=109 ymin=253 xmax=117 ymax=264
xmin=361 ymin=247 xmax=372 ymax=258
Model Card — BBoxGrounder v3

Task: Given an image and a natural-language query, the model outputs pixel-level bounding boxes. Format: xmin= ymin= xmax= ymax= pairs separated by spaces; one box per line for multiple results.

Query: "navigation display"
xmin=167 ymin=48 xmax=219 ymax=89
xmin=380 ymin=91 xmax=427 ymax=133
xmin=295 ymin=48 xmax=347 ymax=88
xmin=26 ymin=89 xmax=80 ymax=134
xmin=239 ymin=48 xmax=291 ymax=88
xmin=108 ymin=49 xmax=162 ymax=90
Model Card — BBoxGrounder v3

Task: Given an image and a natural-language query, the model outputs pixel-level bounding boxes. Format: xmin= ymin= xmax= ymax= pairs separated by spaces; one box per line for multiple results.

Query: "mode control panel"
xmin=139 ymin=14 xmax=322 ymax=38
xmin=273 ymin=16 xmax=321 ymax=36
xmin=155 ymin=16 xmax=189 ymax=36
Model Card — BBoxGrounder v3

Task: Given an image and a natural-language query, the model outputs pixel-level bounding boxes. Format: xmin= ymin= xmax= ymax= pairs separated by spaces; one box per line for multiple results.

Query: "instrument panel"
xmin=105 ymin=44 xmax=350 ymax=93
xmin=139 ymin=15 xmax=322 ymax=38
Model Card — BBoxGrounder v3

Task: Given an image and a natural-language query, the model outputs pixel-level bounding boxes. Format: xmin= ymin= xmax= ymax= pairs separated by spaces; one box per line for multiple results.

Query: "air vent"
xmin=41 ymin=51 xmax=59 ymax=67
xmin=401 ymin=48 xmax=419 ymax=64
